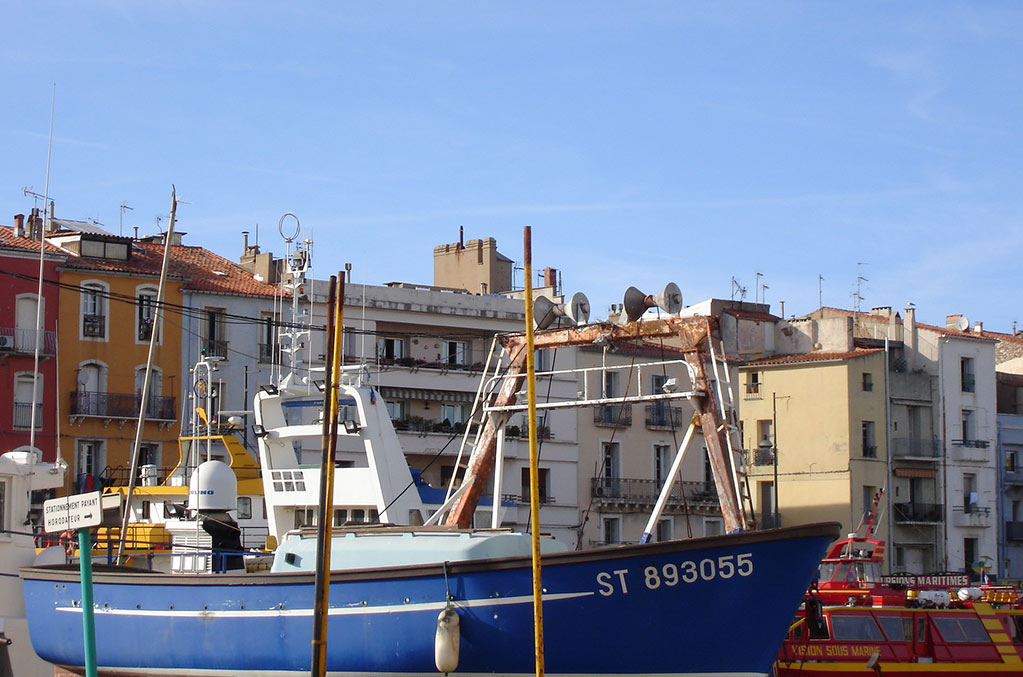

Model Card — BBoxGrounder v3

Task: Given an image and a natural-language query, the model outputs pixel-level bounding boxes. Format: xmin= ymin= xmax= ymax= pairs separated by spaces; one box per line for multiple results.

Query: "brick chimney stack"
xmin=13 ymin=214 xmax=24 ymax=238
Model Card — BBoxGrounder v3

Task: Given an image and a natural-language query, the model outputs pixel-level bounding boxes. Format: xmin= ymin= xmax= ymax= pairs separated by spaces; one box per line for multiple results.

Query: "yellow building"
xmin=52 ymin=225 xmax=184 ymax=495
xmin=740 ymin=349 xmax=889 ymax=550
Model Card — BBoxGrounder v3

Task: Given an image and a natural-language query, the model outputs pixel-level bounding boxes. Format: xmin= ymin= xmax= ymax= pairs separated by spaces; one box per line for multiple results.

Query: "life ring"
xmin=59 ymin=530 xmax=75 ymax=558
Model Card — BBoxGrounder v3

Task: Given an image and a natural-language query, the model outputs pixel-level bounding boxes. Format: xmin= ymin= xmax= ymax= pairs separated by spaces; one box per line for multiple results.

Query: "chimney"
xmin=543 ymin=267 xmax=558 ymax=289
xmin=459 ymin=225 xmax=464 ymax=250
xmin=242 ymin=230 xmax=249 ymax=253
xmin=946 ymin=314 xmax=963 ymax=329
xmin=13 ymin=214 xmax=24 ymax=238
xmin=47 ymin=200 xmax=56 ymax=232
xmin=871 ymin=306 xmax=892 ymax=318
xmin=974 ymin=321 xmax=983 ymax=335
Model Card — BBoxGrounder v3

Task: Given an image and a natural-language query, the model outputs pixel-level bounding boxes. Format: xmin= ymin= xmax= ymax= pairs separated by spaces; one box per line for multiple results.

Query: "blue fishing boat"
xmin=23 ymin=522 xmax=837 ymax=676
xmin=22 ymin=281 xmax=841 ymax=675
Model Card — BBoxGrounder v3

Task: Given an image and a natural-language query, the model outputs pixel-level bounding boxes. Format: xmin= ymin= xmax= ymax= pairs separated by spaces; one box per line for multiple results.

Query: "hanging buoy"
xmin=434 ymin=605 xmax=460 ymax=674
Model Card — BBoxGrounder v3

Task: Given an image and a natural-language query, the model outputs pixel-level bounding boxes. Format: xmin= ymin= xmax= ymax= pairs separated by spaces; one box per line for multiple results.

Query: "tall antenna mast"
xmin=119 ymin=202 xmax=133 ymax=236
xmin=818 ymin=274 xmax=824 ymax=309
xmin=754 ymin=272 xmax=763 ymax=303
xmin=29 ymin=84 xmax=56 ymax=454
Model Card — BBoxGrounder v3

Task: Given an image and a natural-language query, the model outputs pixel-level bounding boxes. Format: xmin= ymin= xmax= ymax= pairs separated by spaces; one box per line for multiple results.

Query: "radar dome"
xmin=188 ymin=460 xmax=238 ymax=512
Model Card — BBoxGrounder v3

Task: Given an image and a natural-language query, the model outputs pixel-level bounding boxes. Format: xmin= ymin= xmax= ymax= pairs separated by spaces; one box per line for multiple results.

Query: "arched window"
xmin=136 ymin=285 xmax=160 ymax=343
xmin=135 ymin=365 xmax=164 ymax=418
xmin=13 ymin=371 xmax=41 ymax=429
xmin=74 ymin=362 xmax=107 ymax=416
xmin=80 ymin=281 xmax=108 ymax=340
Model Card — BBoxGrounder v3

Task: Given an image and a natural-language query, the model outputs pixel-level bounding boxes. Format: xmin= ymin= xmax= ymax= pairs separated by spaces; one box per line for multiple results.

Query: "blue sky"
xmin=3 ymin=2 xmax=1022 ymax=330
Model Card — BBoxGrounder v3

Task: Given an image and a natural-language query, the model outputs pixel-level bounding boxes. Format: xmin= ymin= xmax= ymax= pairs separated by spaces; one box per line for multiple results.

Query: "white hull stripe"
xmin=55 ymin=590 xmax=594 ymax=618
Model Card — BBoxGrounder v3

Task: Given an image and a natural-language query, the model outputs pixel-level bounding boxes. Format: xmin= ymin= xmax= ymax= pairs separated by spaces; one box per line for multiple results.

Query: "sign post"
xmin=43 ymin=492 xmax=103 ymax=677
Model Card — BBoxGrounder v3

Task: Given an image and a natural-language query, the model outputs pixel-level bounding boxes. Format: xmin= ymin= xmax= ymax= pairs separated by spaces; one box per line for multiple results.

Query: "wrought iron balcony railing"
xmin=952 ymin=439 xmax=990 ymax=449
xmin=594 ymin=404 xmax=632 ymax=427
xmin=749 ymin=448 xmax=776 ymax=466
xmin=893 ymin=502 xmax=943 ymax=523
xmin=590 ymin=477 xmax=718 ymax=507
xmin=0 ymin=327 xmax=57 ymax=354
xmin=891 ymin=437 xmax=942 ymax=459
xmin=644 ymin=403 xmax=688 ymax=430
xmin=203 ymin=338 xmax=229 ymax=359
xmin=70 ymin=391 xmax=176 ymax=421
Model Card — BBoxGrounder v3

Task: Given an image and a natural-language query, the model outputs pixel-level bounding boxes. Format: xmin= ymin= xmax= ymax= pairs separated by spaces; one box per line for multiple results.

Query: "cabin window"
xmin=237 ymin=497 xmax=252 ymax=520
xmin=272 ymin=470 xmax=306 ymax=492
xmin=830 ymin=614 xmax=884 ymax=641
xmin=933 ymin=616 xmax=990 ymax=642
xmin=294 ymin=507 xmax=316 ymax=528
xmin=877 ymin=616 xmax=908 ymax=641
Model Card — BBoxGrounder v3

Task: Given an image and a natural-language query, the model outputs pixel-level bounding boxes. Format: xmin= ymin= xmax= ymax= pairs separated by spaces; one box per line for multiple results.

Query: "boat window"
xmin=237 ymin=497 xmax=252 ymax=520
xmin=272 ymin=470 xmax=306 ymax=492
xmin=877 ymin=616 xmax=907 ymax=641
xmin=934 ymin=617 xmax=990 ymax=642
xmin=830 ymin=614 xmax=884 ymax=641
xmin=819 ymin=562 xmax=838 ymax=581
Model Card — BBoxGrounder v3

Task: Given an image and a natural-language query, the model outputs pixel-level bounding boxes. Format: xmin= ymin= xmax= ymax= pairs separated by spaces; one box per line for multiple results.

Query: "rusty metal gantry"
xmin=444 ymin=315 xmax=752 ymax=533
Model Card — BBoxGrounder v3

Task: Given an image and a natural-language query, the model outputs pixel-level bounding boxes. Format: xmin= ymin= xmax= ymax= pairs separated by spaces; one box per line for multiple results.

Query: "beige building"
xmin=740 ymin=349 xmax=889 ymax=544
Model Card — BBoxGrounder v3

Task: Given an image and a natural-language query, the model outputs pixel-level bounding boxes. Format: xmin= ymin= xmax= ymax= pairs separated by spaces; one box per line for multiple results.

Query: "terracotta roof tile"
xmin=57 ymin=240 xmax=281 ymax=298
xmin=0 ymin=226 xmax=65 ymax=255
xmin=745 ymin=348 xmax=884 ymax=367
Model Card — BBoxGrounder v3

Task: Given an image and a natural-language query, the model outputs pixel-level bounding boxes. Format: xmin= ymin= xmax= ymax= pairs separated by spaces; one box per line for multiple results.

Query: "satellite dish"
xmin=533 ymin=292 xmax=591 ymax=329
xmin=955 ymin=316 xmax=970 ymax=332
xmin=623 ymin=283 xmax=684 ymax=322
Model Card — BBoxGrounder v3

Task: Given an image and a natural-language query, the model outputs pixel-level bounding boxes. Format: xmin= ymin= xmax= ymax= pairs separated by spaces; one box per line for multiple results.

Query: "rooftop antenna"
xmin=818 ymin=274 xmax=824 ymax=309
xmin=730 ymin=277 xmax=747 ymax=301
xmin=154 ymin=215 xmax=163 ymax=233
xmin=119 ymin=201 xmax=133 ymax=236
xmin=854 ymin=263 xmax=868 ymax=315
xmin=761 ymin=284 xmax=769 ymax=304
xmin=754 ymin=272 xmax=763 ymax=303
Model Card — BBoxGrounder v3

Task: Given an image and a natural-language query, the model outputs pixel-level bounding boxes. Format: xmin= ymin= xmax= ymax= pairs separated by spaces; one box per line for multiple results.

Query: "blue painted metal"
xmin=21 ymin=522 xmax=839 ymax=676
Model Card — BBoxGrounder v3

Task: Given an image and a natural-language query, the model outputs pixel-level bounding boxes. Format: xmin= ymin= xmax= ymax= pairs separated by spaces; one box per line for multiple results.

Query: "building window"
xmin=1008 ymin=449 xmax=1021 ymax=473
xmin=961 ymin=409 xmax=975 ymax=444
xmin=602 ymin=516 xmax=621 ymax=545
xmin=13 ymin=372 xmax=41 ymax=429
xmin=203 ymin=308 xmax=228 ymax=359
xmin=961 ymin=357 xmax=975 ymax=393
xmin=656 ymin=518 xmax=673 ymax=542
xmin=747 ymin=372 xmax=760 ymax=394
xmin=237 ymin=497 xmax=252 ymax=520
xmin=653 ymin=444 xmax=672 ymax=484
xmin=440 ymin=403 xmax=465 ymax=425
xmin=520 ymin=466 xmax=550 ymax=503
xmin=862 ymin=421 xmax=877 ymax=457
xmin=600 ymin=442 xmax=621 ymax=495
xmin=136 ymin=286 xmax=160 ymax=343
xmin=81 ymin=282 xmax=107 ymax=339
xmin=603 ymin=370 xmax=619 ymax=398
xmin=75 ymin=440 xmax=103 ymax=490
xmin=862 ymin=485 xmax=877 ymax=519
xmin=444 ymin=340 xmax=467 ymax=366
xmin=757 ymin=419 xmax=773 ymax=448
xmin=963 ymin=473 xmax=978 ymax=511
xmin=862 ymin=372 xmax=873 ymax=392
xmin=258 ymin=315 xmax=279 ymax=363
xmin=377 ymin=337 xmax=405 ymax=361
xmin=703 ymin=518 xmax=723 ymax=537
xmin=386 ymin=400 xmax=406 ymax=421
xmin=0 ymin=479 xmax=7 ymax=532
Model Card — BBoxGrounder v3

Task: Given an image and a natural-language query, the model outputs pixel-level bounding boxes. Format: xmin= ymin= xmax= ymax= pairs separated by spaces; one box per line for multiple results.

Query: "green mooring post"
xmin=78 ymin=528 xmax=98 ymax=677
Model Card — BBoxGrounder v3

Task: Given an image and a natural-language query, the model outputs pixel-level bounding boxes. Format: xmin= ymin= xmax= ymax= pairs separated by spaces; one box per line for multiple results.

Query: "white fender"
xmin=434 ymin=605 xmax=460 ymax=674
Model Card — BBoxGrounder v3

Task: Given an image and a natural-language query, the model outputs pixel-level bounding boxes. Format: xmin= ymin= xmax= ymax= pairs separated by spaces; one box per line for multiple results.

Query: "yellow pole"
xmin=523 ymin=226 xmax=545 ymax=676
xmin=311 ymin=274 xmax=345 ymax=676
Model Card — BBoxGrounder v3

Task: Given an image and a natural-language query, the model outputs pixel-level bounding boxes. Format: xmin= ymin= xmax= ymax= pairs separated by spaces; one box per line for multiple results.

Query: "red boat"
xmin=775 ymin=493 xmax=1023 ymax=675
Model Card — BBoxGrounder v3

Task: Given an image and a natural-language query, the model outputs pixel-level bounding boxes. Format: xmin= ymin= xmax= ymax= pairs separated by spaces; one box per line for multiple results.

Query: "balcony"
xmin=203 ymin=338 xmax=229 ymax=359
xmin=952 ymin=504 xmax=992 ymax=528
xmin=502 ymin=493 xmax=557 ymax=505
xmin=893 ymin=502 xmax=943 ymax=523
xmin=0 ymin=327 xmax=57 ymax=355
xmin=70 ymin=391 xmax=176 ymax=421
xmin=13 ymin=401 xmax=42 ymax=429
xmin=1005 ymin=467 xmax=1023 ymax=486
xmin=891 ymin=437 xmax=942 ymax=460
xmin=594 ymin=404 xmax=632 ymax=428
xmin=749 ymin=448 xmax=776 ymax=466
xmin=644 ymin=404 xmax=687 ymax=430
xmin=951 ymin=439 xmax=991 ymax=462
xmin=591 ymin=477 xmax=719 ymax=509
xmin=1006 ymin=521 xmax=1023 ymax=540
xmin=258 ymin=343 xmax=281 ymax=364
xmin=743 ymin=384 xmax=763 ymax=401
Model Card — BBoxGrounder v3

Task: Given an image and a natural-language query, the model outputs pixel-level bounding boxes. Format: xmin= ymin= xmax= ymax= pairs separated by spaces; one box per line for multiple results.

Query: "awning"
xmin=894 ymin=467 xmax=936 ymax=479
xmin=377 ymin=386 xmax=475 ymax=404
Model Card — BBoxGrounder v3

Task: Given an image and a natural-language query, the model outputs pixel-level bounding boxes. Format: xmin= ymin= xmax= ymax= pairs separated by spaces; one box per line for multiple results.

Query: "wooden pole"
xmin=523 ymin=227 xmax=545 ymax=676
xmin=311 ymin=273 xmax=345 ymax=676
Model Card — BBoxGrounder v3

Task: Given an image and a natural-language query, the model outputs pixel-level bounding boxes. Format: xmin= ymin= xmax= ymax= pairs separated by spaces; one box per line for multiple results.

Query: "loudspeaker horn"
xmin=623 ymin=282 xmax=683 ymax=322
xmin=533 ymin=292 xmax=592 ymax=329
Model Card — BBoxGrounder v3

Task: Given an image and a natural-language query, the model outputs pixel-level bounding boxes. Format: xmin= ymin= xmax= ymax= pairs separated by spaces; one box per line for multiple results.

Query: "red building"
xmin=0 ymin=214 xmax=65 ymax=462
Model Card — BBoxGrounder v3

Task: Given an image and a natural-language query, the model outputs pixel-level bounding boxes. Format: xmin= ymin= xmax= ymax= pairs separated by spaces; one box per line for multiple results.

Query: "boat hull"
xmin=23 ymin=523 xmax=839 ymax=676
